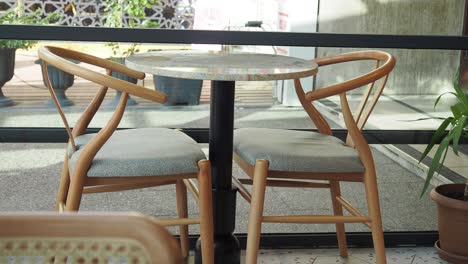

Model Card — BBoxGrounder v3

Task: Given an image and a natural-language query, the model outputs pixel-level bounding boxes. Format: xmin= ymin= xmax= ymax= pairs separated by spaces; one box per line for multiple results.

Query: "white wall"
xmin=277 ymin=0 xmax=318 ymax=106
xmin=316 ymin=0 xmax=464 ymax=95
xmin=192 ymin=0 xmax=319 ymax=105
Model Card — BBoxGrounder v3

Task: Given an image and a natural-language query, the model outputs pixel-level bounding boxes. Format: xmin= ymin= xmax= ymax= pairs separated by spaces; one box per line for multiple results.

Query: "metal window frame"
xmin=185 ymin=231 xmax=438 ymax=249
xmin=1 ymin=25 xmax=467 ymax=49
xmin=0 ymin=127 xmax=466 ymax=144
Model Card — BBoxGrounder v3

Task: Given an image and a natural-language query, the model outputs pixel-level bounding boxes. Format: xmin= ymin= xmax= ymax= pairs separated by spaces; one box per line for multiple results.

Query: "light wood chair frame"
xmin=37 ymin=46 xmax=214 ymax=263
xmin=232 ymin=50 xmax=396 ymax=264
xmin=0 ymin=212 xmax=183 ymax=263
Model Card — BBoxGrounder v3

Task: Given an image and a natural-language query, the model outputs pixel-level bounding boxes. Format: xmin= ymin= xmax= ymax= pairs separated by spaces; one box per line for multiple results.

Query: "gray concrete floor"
xmin=250 ymin=247 xmax=448 ymax=264
xmin=0 ymin=104 xmax=332 ymax=130
xmin=0 ymin=81 xmax=441 ymax=236
xmin=0 ymin=142 xmax=437 ymax=234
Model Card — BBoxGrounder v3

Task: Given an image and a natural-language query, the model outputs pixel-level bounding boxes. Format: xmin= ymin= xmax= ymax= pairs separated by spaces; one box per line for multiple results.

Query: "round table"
xmin=126 ymin=50 xmax=318 ymax=264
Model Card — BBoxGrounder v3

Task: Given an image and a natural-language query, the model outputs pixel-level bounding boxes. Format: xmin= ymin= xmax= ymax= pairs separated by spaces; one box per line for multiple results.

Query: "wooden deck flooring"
xmin=2 ymin=53 xmax=275 ymax=108
xmin=3 ymin=77 xmax=275 ymax=108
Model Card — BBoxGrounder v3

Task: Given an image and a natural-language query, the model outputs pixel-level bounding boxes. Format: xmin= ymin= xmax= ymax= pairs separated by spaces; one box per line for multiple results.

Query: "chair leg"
xmin=176 ymin=180 xmax=189 ymax=258
xmin=56 ymin=156 xmax=71 ymax=210
xmin=364 ymin=172 xmax=387 ymax=264
xmin=64 ymin=172 xmax=86 ymax=211
xmin=330 ymin=180 xmax=348 ymax=257
xmin=197 ymin=160 xmax=214 ymax=264
xmin=246 ymin=160 xmax=269 ymax=264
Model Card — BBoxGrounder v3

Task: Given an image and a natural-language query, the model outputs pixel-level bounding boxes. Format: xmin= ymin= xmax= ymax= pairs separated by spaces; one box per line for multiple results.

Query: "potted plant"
xmin=105 ymin=43 xmax=140 ymax=106
xmin=0 ymin=7 xmax=59 ymax=107
xmin=153 ymin=74 xmax=203 ymax=105
xmin=150 ymin=48 xmax=202 ymax=106
xmin=103 ymin=0 xmax=159 ymax=106
xmin=420 ymin=71 xmax=468 ymax=264
xmin=35 ymin=58 xmax=77 ymax=107
xmin=0 ymin=45 xmax=16 ymax=107
xmin=104 ymin=0 xmax=202 ymax=106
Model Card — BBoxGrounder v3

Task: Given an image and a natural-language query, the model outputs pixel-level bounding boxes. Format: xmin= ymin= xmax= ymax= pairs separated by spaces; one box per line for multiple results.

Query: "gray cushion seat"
xmin=234 ymin=128 xmax=364 ymax=173
xmin=69 ymin=128 xmax=206 ymax=177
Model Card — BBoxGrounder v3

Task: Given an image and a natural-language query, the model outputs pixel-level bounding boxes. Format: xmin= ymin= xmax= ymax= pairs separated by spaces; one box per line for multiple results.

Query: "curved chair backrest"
xmin=0 ymin=212 xmax=182 ymax=264
xmin=295 ymin=50 xmax=395 ymax=145
xmin=37 ymin=46 xmax=167 ymax=153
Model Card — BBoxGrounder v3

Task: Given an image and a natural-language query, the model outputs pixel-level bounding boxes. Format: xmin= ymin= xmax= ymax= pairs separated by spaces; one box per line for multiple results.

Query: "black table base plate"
xmin=195 ymin=234 xmax=241 ymax=264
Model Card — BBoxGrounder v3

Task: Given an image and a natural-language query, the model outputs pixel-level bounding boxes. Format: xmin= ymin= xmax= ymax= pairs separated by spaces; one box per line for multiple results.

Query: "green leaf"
xmin=452 ymin=115 xmax=467 ymax=155
xmin=407 ymin=117 xmax=445 ymax=122
xmin=451 ymin=102 xmax=465 ymax=120
xmin=421 ymin=134 xmax=453 ymax=197
xmin=101 ymin=0 xmax=162 ymax=56
xmin=0 ymin=7 xmax=61 ymax=50
xmin=434 ymin=92 xmax=457 ymax=108
xmin=452 ymin=70 xmax=468 ymax=112
xmin=419 ymin=117 xmax=453 ymax=162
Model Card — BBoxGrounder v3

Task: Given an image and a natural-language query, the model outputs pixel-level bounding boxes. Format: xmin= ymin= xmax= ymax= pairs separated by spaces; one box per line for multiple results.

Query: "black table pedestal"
xmin=195 ymin=81 xmax=240 ymax=264
xmin=195 ymin=188 xmax=240 ymax=263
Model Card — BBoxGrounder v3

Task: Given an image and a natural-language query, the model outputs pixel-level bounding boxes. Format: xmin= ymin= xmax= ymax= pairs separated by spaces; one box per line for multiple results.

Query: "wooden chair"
xmin=37 ymin=46 xmax=213 ymax=263
xmin=232 ymin=50 xmax=396 ymax=264
xmin=0 ymin=212 xmax=183 ymax=263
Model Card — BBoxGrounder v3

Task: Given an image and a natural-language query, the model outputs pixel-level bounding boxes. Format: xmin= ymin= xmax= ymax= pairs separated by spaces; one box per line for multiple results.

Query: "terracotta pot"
xmin=430 ymin=184 xmax=468 ymax=264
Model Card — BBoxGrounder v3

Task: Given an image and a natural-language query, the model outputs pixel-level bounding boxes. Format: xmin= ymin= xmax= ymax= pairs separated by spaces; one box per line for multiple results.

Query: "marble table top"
xmin=126 ymin=50 xmax=318 ymax=81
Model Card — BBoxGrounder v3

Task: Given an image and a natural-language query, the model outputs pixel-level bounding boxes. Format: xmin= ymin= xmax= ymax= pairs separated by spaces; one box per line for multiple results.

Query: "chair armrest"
xmin=43 ymin=46 xmax=145 ymax=79
xmin=306 ymin=51 xmax=395 ymax=101
xmin=38 ymin=46 xmax=167 ymax=104
xmin=99 ymin=72 xmax=167 ymax=103
xmin=305 ymin=69 xmax=389 ymax=101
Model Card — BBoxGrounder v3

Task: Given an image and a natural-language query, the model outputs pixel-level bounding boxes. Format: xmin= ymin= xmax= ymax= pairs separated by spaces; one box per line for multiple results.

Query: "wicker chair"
xmin=0 ymin=212 xmax=183 ymax=263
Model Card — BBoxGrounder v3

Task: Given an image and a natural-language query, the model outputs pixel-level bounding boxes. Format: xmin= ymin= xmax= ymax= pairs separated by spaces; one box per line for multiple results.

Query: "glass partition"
xmin=1 ymin=39 xmax=465 ymax=235
xmin=0 ymin=0 xmax=463 ymax=36
xmin=0 ymin=42 xmax=460 ymax=130
xmin=0 ymin=0 xmax=466 ymax=238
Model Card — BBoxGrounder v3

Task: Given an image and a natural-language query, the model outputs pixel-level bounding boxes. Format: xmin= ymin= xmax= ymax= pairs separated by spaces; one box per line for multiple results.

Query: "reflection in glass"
xmin=0 ymin=40 xmax=466 ymax=235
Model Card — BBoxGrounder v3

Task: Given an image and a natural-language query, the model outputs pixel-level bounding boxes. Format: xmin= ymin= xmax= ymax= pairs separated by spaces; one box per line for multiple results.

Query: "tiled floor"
xmin=250 ymin=247 xmax=447 ymax=264
xmin=188 ymin=248 xmax=448 ymax=263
